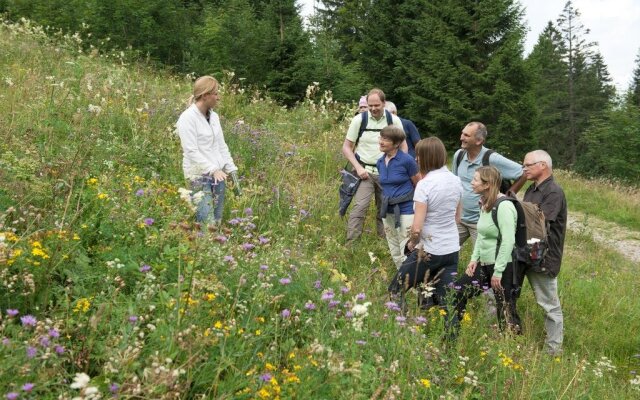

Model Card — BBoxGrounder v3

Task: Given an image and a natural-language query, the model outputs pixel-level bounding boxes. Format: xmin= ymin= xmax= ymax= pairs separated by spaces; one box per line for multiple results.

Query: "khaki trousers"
xmin=346 ymin=174 xmax=385 ymax=242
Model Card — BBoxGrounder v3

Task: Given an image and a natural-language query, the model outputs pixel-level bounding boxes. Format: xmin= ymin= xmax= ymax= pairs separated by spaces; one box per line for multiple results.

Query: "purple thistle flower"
xmin=48 ymin=328 xmax=60 ymax=338
xmin=371 ymin=331 xmax=381 ymax=338
xmin=299 ymin=209 xmax=310 ymax=217
xmin=2 ymin=338 xmax=10 ymax=346
xmin=135 ymin=189 xmax=145 ymax=196
xmin=345 ymin=311 xmax=354 ymax=319
xmin=384 ymin=302 xmax=401 ymax=312
xmin=304 ymin=301 xmax=316 ymax=310
xmin=20 ymin=315 xmax=37 ymax=327
xmin=214 ymin=235 xmax=228 ymax=243
xmin=259 ymin=373 xmax=272 ymax=382
xmin=356 ymin=293 xmax=366 ymax=301
xmin=471 ymin=280 xmax=479 ymax=286
xmin=6 ymin=393 xmax=19 ymax=400
xmin=258 ymin=236 xmax=269 ymax=245
xmin=314 ymin=280 xmax=322 ymax=290
xmin=241 ymin=243 xmax=255 ymax=251
xmin=54 ymin=345 xmax=65 ymax=355
xmin=229 ymin=218 xmax=241 ymax=225
xmin=6 ymin=309 xmax=18 ymax=317
xmin=245 ymin=222 xmax=256 ymax=231
xmin=128 ymin=315 xmax=138 ymax=324
xmin=321 ymin=291 xmax=334 ymax=301
xmin=21 ymin=383 xmax=34 ymax=392
xmin=26 ymin=346 xmax=37 ymax=358
xmin=143 ymin=217 xmax=154 ymax=226
xmin=281 ymin=309 xmax=291 ymax=318
xmin=279 ymin=277 xmax=291 ymax=285
xmin=39 ymin=336 xmax=50 ymax=347
xmin=450 ymin=271 xmax=458 ymax=276
xmin=396 ymin=316 xmax=407 ymax=325
xmin=259 ymin=264 xmax=269 ymax=270
xmin=414 ymin=316 xmax=427 ymax=325
xmin=139 ymin=264 xmax=151 ymax=273
xmin=244 ymin=207 xmax=253 ymax=216
xmin=355 ymin=340 xmax=367 ymax=345
xmin=340 ymin=286 xmax=350 ymax=294
xmin=109 ymin=383 xmax=119 ymax=394
xmin=328 ymin=300 xmax=340 ymax=309
xmin=454 ymin=285 xmax=462 ymax=290
xmin=223 ymin=255 xmax=235 ymax=263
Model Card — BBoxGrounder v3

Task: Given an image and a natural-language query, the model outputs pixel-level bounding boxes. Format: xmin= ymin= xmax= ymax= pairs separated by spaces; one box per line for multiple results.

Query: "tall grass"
xmin=1 ymin=18 xmax=639 ymax=399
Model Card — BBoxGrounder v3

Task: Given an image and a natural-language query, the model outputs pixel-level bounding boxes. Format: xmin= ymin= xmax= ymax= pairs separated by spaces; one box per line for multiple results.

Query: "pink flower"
xmin=20 ymin=315 xmax=36 ymax=327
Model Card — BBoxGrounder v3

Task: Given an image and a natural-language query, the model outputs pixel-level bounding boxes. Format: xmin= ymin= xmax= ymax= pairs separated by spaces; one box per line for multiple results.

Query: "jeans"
xmin=388 ymin=250 xmax=459 ymax=309
xmin=191 ymin=176 xmax=225 ymax=225
xmin=450 ymin=262 xmax=523 ymax=336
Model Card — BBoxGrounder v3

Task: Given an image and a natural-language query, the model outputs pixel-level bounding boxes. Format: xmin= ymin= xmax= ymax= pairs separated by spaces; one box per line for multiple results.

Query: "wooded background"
xmin=1 ymin=0 xmax=639 ymax=181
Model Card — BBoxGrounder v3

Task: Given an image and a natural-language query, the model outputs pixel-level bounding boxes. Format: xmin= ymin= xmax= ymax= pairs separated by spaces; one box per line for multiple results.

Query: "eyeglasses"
xmin=522 ymin=161 xmax=543 ymax=168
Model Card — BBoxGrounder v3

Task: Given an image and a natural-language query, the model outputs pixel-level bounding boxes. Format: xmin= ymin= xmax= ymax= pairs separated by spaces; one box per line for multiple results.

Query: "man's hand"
xmin=465 ymin=261 xmax=478 ymax=277
xmin=356 ymin=167 xmax=369 ymax=180
xmin=211 ymin=170 xmax=228 ymax=184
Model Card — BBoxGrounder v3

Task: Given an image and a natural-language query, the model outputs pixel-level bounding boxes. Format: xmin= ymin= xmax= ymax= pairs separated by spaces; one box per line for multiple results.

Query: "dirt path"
xmin=567 ymin=211 xmax=640 ymax=263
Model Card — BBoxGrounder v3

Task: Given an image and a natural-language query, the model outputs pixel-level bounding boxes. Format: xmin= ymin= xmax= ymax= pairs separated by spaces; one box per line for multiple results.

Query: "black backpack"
xmin=355 ymin=110 xmax=394 ymax=149
xmin=455 ymin=149 xmax=513 ymax=194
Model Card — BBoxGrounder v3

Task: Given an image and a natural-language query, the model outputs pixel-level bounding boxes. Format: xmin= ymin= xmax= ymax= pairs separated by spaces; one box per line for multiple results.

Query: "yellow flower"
xmin=285 ymin=375 xmax=301 ymax=384
xmin=257 ymin=388 xmax=271 ymax=399
xmin=73 ymin=298 xmax=91 ymax=313
xmin=73 ymin=234 xmax=80 ymax=240
xmin=462 ymin=312 xmax=471 ymax=323
xmin=420 ymin=378 xmax=431 ymax=388
xmin=203 ymin=328 xmax=210 ymax=337
xmin=205 ymin=293 xmax=216 ymax=301
xmin=97 ymin=193 xmax=109 ymax=200
xmin=265 ymin=363 xmax=276 ymax=371
xmin=31 ymin=241 xmax=42 ymax=248
xmin=31 ymin=246 xmax=50 ymax=259
xmin=439 ymin=309 xmax=447 ymax=316
xmin=214 ymin=321 xmax=223 ymax=329
xmin=255 ymin=330 xmax=261 ymax=336
xmin=87 ymin=177 xmax=98 ymax=185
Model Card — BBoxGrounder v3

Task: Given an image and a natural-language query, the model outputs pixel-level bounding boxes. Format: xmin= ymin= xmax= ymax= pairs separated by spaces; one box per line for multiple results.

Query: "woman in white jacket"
xmin=176 ymin=76 xmax=237 ymax=227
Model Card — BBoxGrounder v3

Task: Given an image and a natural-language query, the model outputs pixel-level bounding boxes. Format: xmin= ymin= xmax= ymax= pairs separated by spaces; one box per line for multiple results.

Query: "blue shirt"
xmin=452 ymin=147 xmax=523 ymax=224
xmin=377 ymin=150 xmax=418 ymax=215
xmin=400 ymin=117 xmax=421 ymax=158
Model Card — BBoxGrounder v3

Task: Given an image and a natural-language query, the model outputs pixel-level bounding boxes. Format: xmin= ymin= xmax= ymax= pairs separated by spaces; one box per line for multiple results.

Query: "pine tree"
xmin=629 ymin=48 xmax=640 ymax=108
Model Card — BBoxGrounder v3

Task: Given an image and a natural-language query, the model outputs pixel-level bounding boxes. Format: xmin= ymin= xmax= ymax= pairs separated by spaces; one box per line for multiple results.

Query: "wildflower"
xmin=300 ymin=209 xmax=310 ymax=217
xmin=384 ymin=301 xmax=401 ymax=312
xmin=109 ymin=383 xmax=119 ymax=394
xmin=39 ymin=336 xmax=50 ymax=347
xmin=395 ymin=316 xmax=407 ymax=325
xmin=345 ymin=311 xmax=354 ymax=319
xmin=54 ymin=345 xmax=65 ymax=355
xmin=21 ymin=383 xmax=34 ymax=392
xmin=259 ymin=373 xmax=272 ymax=382
xmin=314 ymin=280 xmax=322 ymax=290
xmin=48 ymin=328 xmax=60 ymax=338
xmin=128 ymin=315 xmax=138 ymax=324
xmin=139 ymin=264 xmax=151 ymax=273
xmin=244 ymin=208 xmax=253 ymax=216
xmin=281 ymin=309 xmax=291 ymax=318
xmin=420 ymin=378 xmax=431 ymax=388
xmin=86 ymin=177 xmax=98 ymax=185
xmin=321 ymin=291 xmax=334 ymax=301
xmin=439 ymin=309 xmax=447 ymax=316
xmin=258 ymin=236 xmax=269 ymax=245
xmin=356 ymin=340 xmax=366 ymax=345
xmin=340 ymin=286 xmax=350 ymax=294
xmin=260 ymin=265 xmax=269 ymax=270
xmin=355 ymin=293 xmax=366 ymax=301
xmin=6 ymin=393 xmax=19 ymax=400
xmin=279 ymin=277 xmax=291 ymax=285
xmin=304 ymin=301 xmax=316 ymax=310
xmin=97 ymin=192 xmax=108 ymax=200
xmin=26 ymin=346 xmax=37 ymax=358
xmin=223 ymin=255 xmax=235 ymax=263
xmin=20 ymin=315 xmax=37 ymax=327
xmin=6 ymin=309 xmax=18 ymax=317
xmin=135 ymin=189 xmax=145 ymax=196
xmin=70 ymin=373 xmax=91 ymax=389
xmin=352 ymin=302 xmax=371 ymax=316
xmin=143 ymin=218 xmax=154 ymax=226
xmin=328 ymin=300 xmax=340 ymax=308
xmin=242 ymin=243 xmax=255 ymax=251
xmin=414 ymin=316 xmax=427 ymax=325
xmin=73 ymin=298 xmax=91 ymax=313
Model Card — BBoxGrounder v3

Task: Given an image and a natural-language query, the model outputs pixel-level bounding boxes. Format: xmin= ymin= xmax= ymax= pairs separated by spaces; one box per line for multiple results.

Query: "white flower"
xmin=70 ymin=372 xmax=91 ymax=389
xmin=87 ymin=104 xmax=102 ymax=115
xmin=351 ymin=302 xmax=371 ymax=317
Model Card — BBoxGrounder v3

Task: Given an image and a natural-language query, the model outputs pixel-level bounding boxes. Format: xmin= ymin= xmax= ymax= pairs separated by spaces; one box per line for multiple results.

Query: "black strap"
xmin=491 ymin=197 xmax=525 ymax=288
xmin=355 ymin=110 xmax=393 ymax=149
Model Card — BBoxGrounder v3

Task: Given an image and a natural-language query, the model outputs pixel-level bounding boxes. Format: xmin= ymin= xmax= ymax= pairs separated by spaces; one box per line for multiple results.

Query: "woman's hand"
xmin=491 ymin=275 xmax=503 ymax=291
xmin=465 ymin=261 xmax=478 ymax=277
xmin=211 ymin=170 xmax=228 ymax=183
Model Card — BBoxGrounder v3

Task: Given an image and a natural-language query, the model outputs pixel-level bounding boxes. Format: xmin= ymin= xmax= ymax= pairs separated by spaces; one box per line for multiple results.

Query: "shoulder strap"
xmin=454 ymin=150 xmax=466 ymax=175
xmin=355 ymin=112 xmax=369 ymax=149
xmin=385 ymin=109 xmax=393 ymax=126
xmin=482 ymin=149 xmax=495 ymax=166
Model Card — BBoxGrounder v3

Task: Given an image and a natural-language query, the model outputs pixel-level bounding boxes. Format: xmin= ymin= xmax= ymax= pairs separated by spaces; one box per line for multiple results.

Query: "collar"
xmin=531 ymin=175 xmax=554 ymax=191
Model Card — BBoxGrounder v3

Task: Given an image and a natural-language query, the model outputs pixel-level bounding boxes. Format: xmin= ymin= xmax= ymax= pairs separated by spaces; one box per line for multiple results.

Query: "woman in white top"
xmin=176 ymin=76 xmax=238 ymax=226
xmin=388 ymin=137 xmax=463 ymax=310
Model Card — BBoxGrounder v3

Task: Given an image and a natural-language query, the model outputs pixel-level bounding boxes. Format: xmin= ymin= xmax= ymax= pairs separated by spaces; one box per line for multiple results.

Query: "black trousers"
xmin=451 ymin=262 xmax=523 ymax=334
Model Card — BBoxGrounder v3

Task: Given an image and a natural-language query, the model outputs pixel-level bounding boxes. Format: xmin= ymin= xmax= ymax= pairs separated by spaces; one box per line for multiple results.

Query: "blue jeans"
xmin=191 ymin=176 xmax=225 ymax=225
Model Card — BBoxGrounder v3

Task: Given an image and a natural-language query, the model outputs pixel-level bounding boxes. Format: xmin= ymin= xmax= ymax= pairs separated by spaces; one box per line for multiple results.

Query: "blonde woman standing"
xmin=176 ymin=76 xmax=237 ymax=227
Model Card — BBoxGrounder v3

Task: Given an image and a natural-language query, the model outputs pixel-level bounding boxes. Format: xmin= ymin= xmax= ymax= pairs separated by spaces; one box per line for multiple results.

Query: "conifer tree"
xmin=629 ymin=48 xmax=640 ymax=108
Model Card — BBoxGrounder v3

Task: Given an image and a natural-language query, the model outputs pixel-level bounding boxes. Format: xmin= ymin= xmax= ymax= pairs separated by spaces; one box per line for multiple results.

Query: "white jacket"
xmin=176 ymin=104 xmax=237 ymax=180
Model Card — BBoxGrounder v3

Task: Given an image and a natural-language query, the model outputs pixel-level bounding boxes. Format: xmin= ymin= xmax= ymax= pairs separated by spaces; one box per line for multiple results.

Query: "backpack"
xmin=355 ymin=109 xmax=394 ymax=149
xmin=455 ymin=149 xmax=513 ymax=194
xmin=491 ymin=195 xmax=549 ymax=270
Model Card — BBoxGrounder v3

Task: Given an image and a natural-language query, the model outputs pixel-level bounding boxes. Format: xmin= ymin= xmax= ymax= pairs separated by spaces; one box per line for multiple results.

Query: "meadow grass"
xmin=1 ymin=18 xmax=639 ymax=399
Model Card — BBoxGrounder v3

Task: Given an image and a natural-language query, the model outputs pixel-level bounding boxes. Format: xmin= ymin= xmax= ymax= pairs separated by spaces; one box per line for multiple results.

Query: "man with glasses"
xmin=522 ymin=150 xmax=567 ymax=355
xmin=452 ymin=121 xmax=527 ymax=246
